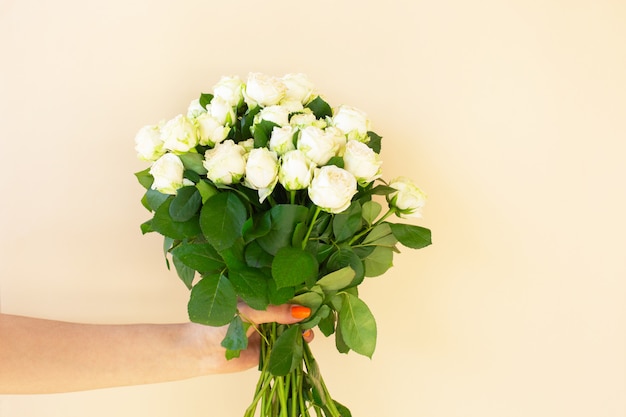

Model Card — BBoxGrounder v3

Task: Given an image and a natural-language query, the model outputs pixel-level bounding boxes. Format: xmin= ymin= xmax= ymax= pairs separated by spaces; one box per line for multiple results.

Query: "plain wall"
xmin=1 ymin=1 xmax=624 ymax=416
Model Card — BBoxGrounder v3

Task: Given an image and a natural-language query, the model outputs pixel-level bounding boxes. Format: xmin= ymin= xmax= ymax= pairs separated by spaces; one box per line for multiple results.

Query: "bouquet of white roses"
xmin=134 ymin=73 xmax=431 ymax=417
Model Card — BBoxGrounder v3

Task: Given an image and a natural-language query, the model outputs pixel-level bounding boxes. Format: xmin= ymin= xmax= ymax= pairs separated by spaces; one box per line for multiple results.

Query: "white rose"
xmin=308 ymin=165 xmax=357 ymax=214
xmin=203 ymin=140 xmax=246 ymax=185
xmin=196 ymin=113 xmax=230 ymax=146
xmin=324 ymin=126 xmax=347 ymax=157
xmin=254 ymin=105 xmax=290 ymax=127
xmin=162 ymin=114 xmax=198 ymax=153
xmin=278 ymin=150 xmax=314 ymax=191
xmin=297 ymin=126 xmax=337 ymax=166
xmin=213 ymin=75 xmax=244 ymax=107
xmin=187 ymin=99 xmax=206 ymax=118
xmin=134 ymin=124 xmax=165 ymax=161
xmin=244 ymin=147 xmax=279 ymax=202
xmin=206 ymin=96 xmax=235 ymax=126
xmin=332 ymin=105 xmax=371 ymax=141
xmin=149 ymin=153 xmax=187 ymax=195
xmin=387 ymin=177 xmax=427 ymax=218
xmin=343 ymin=140 xmax=382 ymax=185
xmin=239 ymin=138 xmax=255 ymax=152
xmin=289 ymin=110 xmax=321 ymax=129
xmin=244 ymin=72 xmax=286 ymax=107
xmin=282 ymin=73 xmax=315 ymax=104
xmin=269 ymin=125 xmax=296 ymax=155
xmin=279 ymin=99 xmax=304 ymax=114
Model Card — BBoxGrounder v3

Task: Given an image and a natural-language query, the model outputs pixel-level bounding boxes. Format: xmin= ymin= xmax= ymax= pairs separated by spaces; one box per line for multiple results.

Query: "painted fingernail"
xmin=302 ymin=329 xmax=313 ymax=339
xmin=291 ymin=305 xmax=311 ymax=319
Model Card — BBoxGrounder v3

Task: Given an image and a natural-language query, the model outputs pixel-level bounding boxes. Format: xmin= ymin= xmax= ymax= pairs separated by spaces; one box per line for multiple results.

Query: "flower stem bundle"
xmin=135 ymin=73 xmax=431 ymax=416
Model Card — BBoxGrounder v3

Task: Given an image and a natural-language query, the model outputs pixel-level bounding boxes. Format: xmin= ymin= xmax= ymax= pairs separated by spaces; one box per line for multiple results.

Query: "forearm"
xmin=0 ymin=314 xmax=208 ymax=394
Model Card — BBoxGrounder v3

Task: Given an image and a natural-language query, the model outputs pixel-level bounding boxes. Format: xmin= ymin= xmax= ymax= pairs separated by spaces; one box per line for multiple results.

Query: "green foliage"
xmin=268 ymin=325 xmax=303 ymax=376
xmin=170 ymin=242 xmax=224 ymax=273
xmin=389 ymin=223 xmax=432 ymax=249
xmin=169 ymin=186 xmax=202 ymax=222
xmin=366 ymin=131 xmax=382 ymax=153
xmin=252 ymin=120 xmax=279 ymax=148
xmin=188 ymin=274 xmax=237 ymax=326
xmin=305 ymin=96 xmax=333 ymax=119
xmin=134 ymin=168 xmax=153 ymax=189
xmin=151 ymin=199 xmax=202 ymax=240
xmin=271 ymin=247 xmax=318 ymax=289
xmin=199 ymin=92 xmax=213 ymax=109
xmin=199 ymin=192 xmax=247 ymax=252
xmin=338 ymin=293 xmax=377 ymax=358
xmin=221 ymin=315 xmax=249 ymax=360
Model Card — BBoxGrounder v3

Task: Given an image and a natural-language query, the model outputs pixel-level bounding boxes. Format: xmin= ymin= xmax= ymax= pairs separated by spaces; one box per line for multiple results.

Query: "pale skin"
xmin=0 ymin=304 xmax=313 ymax=395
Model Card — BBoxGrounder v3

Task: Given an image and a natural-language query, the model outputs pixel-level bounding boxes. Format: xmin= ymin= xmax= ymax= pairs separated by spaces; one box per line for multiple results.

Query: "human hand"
xmin=188 ymin=303 xmax=314 ymax=374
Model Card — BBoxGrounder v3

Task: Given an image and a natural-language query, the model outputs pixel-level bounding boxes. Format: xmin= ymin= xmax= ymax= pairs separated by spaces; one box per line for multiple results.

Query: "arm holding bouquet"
xmin=0 ymin=304 xmax=312 ymax=394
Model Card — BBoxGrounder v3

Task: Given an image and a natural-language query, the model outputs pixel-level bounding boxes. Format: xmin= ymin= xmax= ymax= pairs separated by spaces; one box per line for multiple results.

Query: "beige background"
xmin=1 ymin=0 xmax=625 ymax=416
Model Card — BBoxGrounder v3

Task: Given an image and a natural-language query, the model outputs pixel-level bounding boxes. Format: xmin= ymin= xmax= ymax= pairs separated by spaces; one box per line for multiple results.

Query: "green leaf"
xmin=291 ymin=222 xmax=307 ymax=248
xmin=256 ymin=205 xmax=309 ymax=255
xmin=363 ymin=222 xmax=393 ymax=244
xmin=242 ymin=212 xmax=272 ymax=243
xmin=363 ymin=246 xmax=394 ymax=277
xmin=252 ymin=120 xmax=279 ymax=148
xmin=316 ymin=266 xmax=356 ymax=293
xmin=332 ymin=201 xmax=362 ymax=242
xmin=169 ymin=186 xmax=202 ymax=222
xmin=361 ymin=201 xmax=382 ymax=225
xmin=389 ymin=223 xmax=432 ymax=249
xmin=290 ymin=291 xmax=323 ymax=311
xmin=220 ymin=315 xmax=248 ymax=357
xmin=271 ymin=247 xmax=318 ymax=289
xmin=268 ymin=280 xmax=296 ymax=305
xmin=244 ymin=241 xmax=273 ymax=269
xmin=219 ymin=238 xmax=246 ymax=271
xmin=170 ymin=242 xmax=224 ymax=273
xmin=306 ymin=96 xmax=332 ymax=119
xmin=196 ymin=180 xmax=219 ymax=203
xmin=179 ymin=152 xmax=208 ymax=175
xmin=140 ymin=219 xmax=153 ymax=234
xmin=338 ymin=293 xmax=377 ymax=357
xmin=199 ymin=92 xmax=213 ymax=109
xmin=325 ymin=156 xmax=344 ymax=168
xmin=145 ymin=189 xmax=169 ymax=211
xmin=318 ymin=310 xmax=336 ymax=337
xmin=326 ymin=248 xmax=365 ymax=288
xmin=357 ymin=184 xmax=395 ymax=201
xmin=369 ymin=234 xmax=399 ymax=248
xmin=335 ymin=318 xmax=350 ymax=354
xmin=228 ymin=267 xmax=269 ymax=311
xmin=238 ymin=105 xmax=261 ymax=140
xmin=268 ymin=325 xmax=303 ymax=376
xmin=366 ymin=130 xmax=382 ymax=153
xmin=333 ymin=401 xmax=353 ymax=417
xmin=188 ymin=274 xmax=237 ymax=326
xmin=172 ymin=255 xmax=196 ymax=289
xmin=300 ymin=304 xmax=330 ymax=330
xmin=199 ymin=192 xmax=247 ymax=252
xmin=134 ymin=168 xmax=153 ymax=189
xmin=152 ymin=198 xmax=202 ymax=240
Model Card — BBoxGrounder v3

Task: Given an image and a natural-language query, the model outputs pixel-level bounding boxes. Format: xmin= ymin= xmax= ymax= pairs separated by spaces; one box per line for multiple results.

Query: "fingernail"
xmin=291 ymin=305 xmax=311 ymax=319
xmin=302 ymin=329 xmax=313 ymax=339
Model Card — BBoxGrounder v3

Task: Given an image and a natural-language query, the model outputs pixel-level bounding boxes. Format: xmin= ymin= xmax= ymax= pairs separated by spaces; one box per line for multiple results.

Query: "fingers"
xmin=302 ymin=328 xmax=314 ymax=343
xmin=237 ymin=303 xmax=311 ymax=326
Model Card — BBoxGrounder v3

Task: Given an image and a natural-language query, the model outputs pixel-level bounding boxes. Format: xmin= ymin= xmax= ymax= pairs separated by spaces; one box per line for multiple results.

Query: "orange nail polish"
xmin=291 ymin=305 xmax=311 ymax=319
xmin=302 ymin=329 xmax=313 ymax=339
